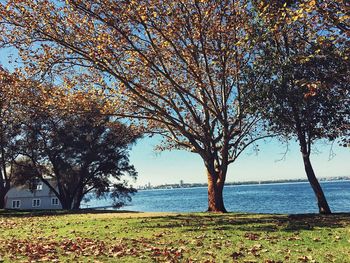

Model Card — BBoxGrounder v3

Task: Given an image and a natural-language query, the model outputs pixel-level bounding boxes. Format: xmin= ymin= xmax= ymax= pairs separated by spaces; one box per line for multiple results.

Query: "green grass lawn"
xmin=0 ymin=210 xmax=349 ymax=262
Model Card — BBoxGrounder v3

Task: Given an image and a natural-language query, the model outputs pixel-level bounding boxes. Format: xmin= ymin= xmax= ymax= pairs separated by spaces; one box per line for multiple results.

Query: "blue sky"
xmin=1 ymin=49 xmax=349 ymax=187
xmin=130 ymin=136 xmax=350 ymax=186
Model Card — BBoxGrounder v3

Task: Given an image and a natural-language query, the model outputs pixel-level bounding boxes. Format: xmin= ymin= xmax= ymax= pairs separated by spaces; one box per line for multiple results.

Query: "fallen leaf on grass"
xmin=244 ymin=232 xmax=260 ymax=240
xmin=287 ymin=236 xmax=302 ymax=241
xmin=154 ymin=232 xmax=164 ymax=238
xmin=204 ymin=251 xmax=215 ymax=257
xmin=249 ymin=244 xmax=263 ymax=257
xmin=298 ymin=255 xmax=316 ymax=262
xmin=231 ymin=251 xmax=244 ymax=259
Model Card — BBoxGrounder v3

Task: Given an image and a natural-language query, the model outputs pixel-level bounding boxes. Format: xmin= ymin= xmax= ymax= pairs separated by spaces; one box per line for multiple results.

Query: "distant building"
xmin=5 ymin=180 xmax=62 ymax=210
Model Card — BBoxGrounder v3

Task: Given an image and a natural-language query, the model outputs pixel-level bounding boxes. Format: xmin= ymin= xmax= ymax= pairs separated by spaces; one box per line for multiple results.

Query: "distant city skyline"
xmin=137 ymin=176 xmax=350 ymax=190
xmin=130 ymin=136 xmax=350 ymax=187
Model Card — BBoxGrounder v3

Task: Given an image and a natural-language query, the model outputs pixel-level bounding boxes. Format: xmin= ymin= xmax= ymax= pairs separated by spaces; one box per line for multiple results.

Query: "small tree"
xmin=254 ymin=1 xmax=349 ymax=214
xmin=15 ymin=106 xmax=139 ymax=210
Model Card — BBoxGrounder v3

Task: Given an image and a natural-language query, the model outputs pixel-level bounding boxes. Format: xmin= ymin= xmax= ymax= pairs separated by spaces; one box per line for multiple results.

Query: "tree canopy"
xmin=13 ymin=103 xmax=140 ymax=209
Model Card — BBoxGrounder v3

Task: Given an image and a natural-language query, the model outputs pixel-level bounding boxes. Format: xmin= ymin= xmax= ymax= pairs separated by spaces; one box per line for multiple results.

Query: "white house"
xmin=5 ymin=180 xmax=62 ymax=210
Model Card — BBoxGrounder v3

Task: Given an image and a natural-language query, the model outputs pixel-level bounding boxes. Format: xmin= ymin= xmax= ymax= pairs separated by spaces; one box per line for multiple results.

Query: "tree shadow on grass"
xmin=1 ymin=209 xmax=349 ymax=233
xmin=142 ymin=213 xmax=350 ymax=233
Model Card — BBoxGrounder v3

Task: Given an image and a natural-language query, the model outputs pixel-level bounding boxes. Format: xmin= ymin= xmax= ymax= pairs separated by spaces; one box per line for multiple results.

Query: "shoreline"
xmin=138 ymin=178 xmax=350 ymax=191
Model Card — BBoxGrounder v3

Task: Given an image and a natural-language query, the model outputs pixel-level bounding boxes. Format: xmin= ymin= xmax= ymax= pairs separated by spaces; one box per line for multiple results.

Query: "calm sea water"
xmin=82 ymin=181 xmax=350 ymax=214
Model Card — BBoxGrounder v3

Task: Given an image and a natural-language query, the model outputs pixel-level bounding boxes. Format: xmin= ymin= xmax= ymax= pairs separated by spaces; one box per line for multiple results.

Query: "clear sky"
xmin=1 ymin=49 xmax=349 ymax=187
xmin=130 ymin=136 xmax=350 ymax=187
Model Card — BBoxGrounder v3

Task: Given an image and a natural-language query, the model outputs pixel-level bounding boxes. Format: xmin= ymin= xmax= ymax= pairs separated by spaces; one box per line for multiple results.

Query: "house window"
xmin=51 ymin=198 xmax=59 ymax=206
xmin=12 ymin=200 xmax=21 ymax=209
xmin=32 ymin=199 xmax=41 ymax=207
xmin=36 ymin=183 xmax=43 ymax=191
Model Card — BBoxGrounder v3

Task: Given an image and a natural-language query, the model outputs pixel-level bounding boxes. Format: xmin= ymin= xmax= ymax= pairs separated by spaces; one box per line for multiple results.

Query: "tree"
xmin=14 ymin=106 xmax=139 ymax=210
xmin=0 ymin=0 xmax=274 ymax=212
xmin=252 ymin=1 xmax=349 ymax=214
xmin=1 ymin=63 xmax=79 ymax=209
xmin=0 ymin=67 xmax=23 ymax=209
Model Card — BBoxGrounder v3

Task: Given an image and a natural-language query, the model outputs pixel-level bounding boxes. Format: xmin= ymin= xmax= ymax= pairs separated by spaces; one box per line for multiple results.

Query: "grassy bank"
xmin=0 ymin=210 xmax=349 ymax=262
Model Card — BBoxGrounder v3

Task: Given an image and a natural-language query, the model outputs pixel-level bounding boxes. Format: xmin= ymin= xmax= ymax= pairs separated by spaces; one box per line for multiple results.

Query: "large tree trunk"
xmin=0 ymin=182 xmax=10 ymax=209
xmin=72 ymin=190 xmax=84 ymax=210
xmin=207 ymin=170 xmax=227 ymax=213
xmin=0 ymin=169 xmax=7 ymax=209
xmin=0 ymin=192 xmax=6 ymax=209
xmin=302 ymin=154 xmax=331 ymax=214
xmin=59 ymin=197 xmax=73 ymax=210
xmin=72 ymin=200 xmax=80 ymax=210
xmin=294 ymin=113 xmax=331 ymax=215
